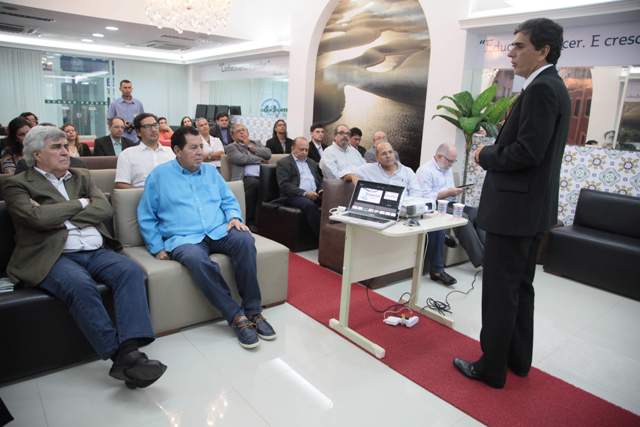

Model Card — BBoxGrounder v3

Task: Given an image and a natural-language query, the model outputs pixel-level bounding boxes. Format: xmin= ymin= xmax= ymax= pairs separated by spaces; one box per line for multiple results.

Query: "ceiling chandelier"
xmin=145 ymin=0 xmax=232 ymax=35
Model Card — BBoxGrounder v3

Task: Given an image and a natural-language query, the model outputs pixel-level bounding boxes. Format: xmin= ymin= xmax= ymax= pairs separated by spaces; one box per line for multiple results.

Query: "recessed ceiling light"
xmin=81 ymin=39 xmax=93 ymax=43
xmin=105 ymin=26 xmax=119 ymax=31
xmin=92 ymin=33 xmax=104 ymax=38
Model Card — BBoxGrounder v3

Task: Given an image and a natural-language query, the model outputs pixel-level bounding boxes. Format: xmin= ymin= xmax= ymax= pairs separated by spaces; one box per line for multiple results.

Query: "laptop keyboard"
xmin=344 ymin=212 xmax=390 ymax=223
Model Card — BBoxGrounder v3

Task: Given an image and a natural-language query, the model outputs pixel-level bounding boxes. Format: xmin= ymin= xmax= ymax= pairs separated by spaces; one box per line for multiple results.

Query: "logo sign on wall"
xmin=480 ymin=21 xmax=640 ymax=68
xmin=260 ymin=98 xmax=288 ymax=116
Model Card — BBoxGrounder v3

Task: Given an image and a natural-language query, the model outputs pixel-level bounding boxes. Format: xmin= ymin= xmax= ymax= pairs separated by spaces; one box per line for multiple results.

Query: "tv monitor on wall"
xmin=214 ymin=105 xmax=229 ymax=117
xmin=229 ymin=106 xmax=242 ymax=116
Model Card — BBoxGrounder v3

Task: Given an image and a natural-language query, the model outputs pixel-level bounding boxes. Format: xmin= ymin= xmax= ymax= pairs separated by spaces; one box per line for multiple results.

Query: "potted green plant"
xmin=433 ymin=84 xmax=517 ymax=195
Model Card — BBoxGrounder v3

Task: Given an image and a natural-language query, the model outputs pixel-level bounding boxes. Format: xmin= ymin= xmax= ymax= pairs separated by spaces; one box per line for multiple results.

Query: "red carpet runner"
xmin=287 ymin=253 xmax=639 ymax=426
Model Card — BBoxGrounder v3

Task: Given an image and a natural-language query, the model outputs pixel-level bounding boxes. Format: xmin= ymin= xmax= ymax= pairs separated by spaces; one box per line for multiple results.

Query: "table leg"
xmin=407 ymin=232 xmax=454 ymax=328
xmin=329 ymin=224 xmax=386 ymax=359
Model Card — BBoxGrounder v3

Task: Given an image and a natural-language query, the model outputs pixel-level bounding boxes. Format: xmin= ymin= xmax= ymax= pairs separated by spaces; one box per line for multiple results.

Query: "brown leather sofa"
xmin=81 ymin=156 xmax=118 ymax=170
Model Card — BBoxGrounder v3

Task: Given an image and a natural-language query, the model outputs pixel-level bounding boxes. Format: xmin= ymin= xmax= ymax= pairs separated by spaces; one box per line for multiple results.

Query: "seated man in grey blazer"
xmin=93 ymin=117 xmax=137 ymax=156
xmin=1 ymin=126 xmax=166 ymax=388
xmin=276 ymin=137 xmax=323 ymax=238
xmin=224 ymin=123 xmax=271 ymax=226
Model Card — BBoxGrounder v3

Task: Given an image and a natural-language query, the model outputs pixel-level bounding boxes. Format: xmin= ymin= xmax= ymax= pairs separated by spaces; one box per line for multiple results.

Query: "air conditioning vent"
xmin=0 ymin=22 xmax=38 ymax=34
xmin=0 ymin=11 xmax=54 ymax=22
xmin=145 ymin=40 xmax=187 ymax=50
xmin=161 ymin=34 xmax=195 ymax=42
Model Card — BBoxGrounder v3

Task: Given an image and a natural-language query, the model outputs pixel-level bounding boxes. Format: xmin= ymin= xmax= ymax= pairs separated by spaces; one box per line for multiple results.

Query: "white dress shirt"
xmin=201 ymin=135 xmax=224 ymax=167
xmin=319 ymin=143 xmax=365 ymax=179
xmin=415 ymin=158 xmax=455 ymax=202
xmin=522 ymin=64 xmax=553 ymax=90
xmin=34 ymin=167 xmax=103 ymax=252
xmin=312 ymin=141 xmax=324 ymax=158
xmin=355 ymin=162 xmax=421 ymax=197
xmin=115 ymin=142 xmax=175 ymax=187
xmin=294 ymin=156 xmax=318 ymax=193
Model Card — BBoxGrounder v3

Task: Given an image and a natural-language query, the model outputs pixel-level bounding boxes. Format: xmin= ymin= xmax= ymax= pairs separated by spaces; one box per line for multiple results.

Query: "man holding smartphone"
xmin=415 ymin=143 xmax=463 ymax=285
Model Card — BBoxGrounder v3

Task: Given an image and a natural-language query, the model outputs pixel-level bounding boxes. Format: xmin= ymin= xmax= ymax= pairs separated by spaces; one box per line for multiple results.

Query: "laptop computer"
xmin=337 ymin=180 xmax=405 ymax=230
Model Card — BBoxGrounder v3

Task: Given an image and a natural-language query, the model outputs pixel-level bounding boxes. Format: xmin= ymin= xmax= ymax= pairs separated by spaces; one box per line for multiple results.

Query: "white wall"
xmin=114 ymin=59 xmax=189 ymax=125
xmin=587 ymin=66 xmax=623 ymax=143
xmin=286 ymin=0 xmax=471 ymax=167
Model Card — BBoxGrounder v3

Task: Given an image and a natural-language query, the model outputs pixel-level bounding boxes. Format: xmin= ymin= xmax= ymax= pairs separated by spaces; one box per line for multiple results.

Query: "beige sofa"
xmin=111 ymin=181 xmax=289 ymax=334
xmin=89 ymin=169 xmax=115 ymax=196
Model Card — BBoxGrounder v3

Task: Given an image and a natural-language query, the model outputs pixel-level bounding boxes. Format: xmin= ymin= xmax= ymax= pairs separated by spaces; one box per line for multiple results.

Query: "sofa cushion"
xmin=112 ymin=180 xmax=247 ymax=248
xmin=544 ymin=225 xmax=640 ymax=301
xmin=122 ymin=233 xmax=288 ymax=334
xmin=89 ymin=169 xmax=115 ymax=196
xmin=573 ymin=189 xmax=640 ymax=239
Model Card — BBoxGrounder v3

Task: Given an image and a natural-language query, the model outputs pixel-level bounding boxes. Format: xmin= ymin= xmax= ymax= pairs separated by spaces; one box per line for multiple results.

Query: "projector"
xmin=400 ymin=196 xmax=434 ymax=218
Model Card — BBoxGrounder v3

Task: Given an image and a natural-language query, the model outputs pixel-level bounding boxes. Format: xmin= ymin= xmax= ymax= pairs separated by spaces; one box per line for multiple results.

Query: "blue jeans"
xmin=39 ymin=249 xmax=154 ymax=359
xmin=170 ymin=229 xmax=262 ymax=324
xmin=425 ymin=230 xmax=445 ymax=273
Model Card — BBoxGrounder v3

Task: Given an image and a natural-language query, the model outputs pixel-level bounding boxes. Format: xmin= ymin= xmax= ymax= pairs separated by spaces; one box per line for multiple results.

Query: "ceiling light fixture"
xmin=144 ymin=0 xmax=231 ymax=35
xmin=105 ymin=26 xmax=119 ymax=31
xmin=92 ymin=33 xmax=104 ymax=38
xmin=81 ymin=38 xmax=93 ymax=43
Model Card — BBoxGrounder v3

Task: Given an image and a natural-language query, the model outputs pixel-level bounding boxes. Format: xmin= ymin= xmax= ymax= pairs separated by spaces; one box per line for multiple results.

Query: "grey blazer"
xmin=224 ymin=141 xmax=271 ymax=181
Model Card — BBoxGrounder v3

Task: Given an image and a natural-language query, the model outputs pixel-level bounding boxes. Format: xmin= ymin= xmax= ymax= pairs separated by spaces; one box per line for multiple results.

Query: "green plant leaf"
xmin=432 ymin=114 xmax=461 ymax=130
xmin=453 ymin=91 xmax=474 ymax=116
xmin=471 ymin=84 xmax=497 ymax=116
xmin=459 ymin=116 xmax=483 ymax=135
xmin=436 ymin=104 xmax=462 ymax=118
xmin=480 ymin=121 xmax=498 ymax=137
xmin=439 ymin=95 xmax=466 ymax=114
xmin=485 ymin=95 xmax=516 ymax=124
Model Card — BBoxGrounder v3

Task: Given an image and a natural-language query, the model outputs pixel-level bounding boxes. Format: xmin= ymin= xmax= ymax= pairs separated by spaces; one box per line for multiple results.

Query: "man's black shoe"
xmin=430 ymin=271 xmax=457 ymax=286
xmin=444 ymin=234 xmax=458 ymax=248
xmin=109 ymin=350 xmax=167 ymax=389
xmin=453 ymin=358 xmax=504 ymax=389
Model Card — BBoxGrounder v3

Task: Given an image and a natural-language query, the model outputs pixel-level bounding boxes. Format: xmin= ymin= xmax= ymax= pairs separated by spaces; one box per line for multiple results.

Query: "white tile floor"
xmin=1 ymin=250 xmax=639 ymax=426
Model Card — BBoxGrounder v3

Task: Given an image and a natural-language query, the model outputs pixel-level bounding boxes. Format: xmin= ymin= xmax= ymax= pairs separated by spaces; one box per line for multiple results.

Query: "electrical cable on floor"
xmin=365 ymin=286 xmax=412 ymax=313
xmin=423 ymin=269 xmax=482 ymax=316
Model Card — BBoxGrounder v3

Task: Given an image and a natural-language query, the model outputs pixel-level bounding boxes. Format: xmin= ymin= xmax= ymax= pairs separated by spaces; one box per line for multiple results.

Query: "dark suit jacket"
xmin=1 ymin=167 xmax=121 ymax=286
xmin=14 ymin=157 xmax=86 ymax=175
xmin=476 ymin=67 xmax=570 ymax=237
xmin=266 ymin=137 xmax=293 ymax=155
xmin=210 ymin=125 xmax=232 ymax=145
xmin=307 ymin=141 xmax=326 ymax=163
xmin=93 ymin=135 xmax=136 ymax=156
xmin=276 ymin=154 xmax=323 ymax=198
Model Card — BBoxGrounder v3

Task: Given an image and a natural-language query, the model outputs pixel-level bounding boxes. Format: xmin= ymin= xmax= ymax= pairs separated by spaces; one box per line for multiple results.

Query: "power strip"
xmin=383 ymin=315 xmax=419 ymax=328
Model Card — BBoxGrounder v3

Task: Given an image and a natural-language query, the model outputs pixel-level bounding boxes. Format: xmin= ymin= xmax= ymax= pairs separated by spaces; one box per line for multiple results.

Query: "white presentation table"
xmin=328 ymin=213 xmax=468 ymax=359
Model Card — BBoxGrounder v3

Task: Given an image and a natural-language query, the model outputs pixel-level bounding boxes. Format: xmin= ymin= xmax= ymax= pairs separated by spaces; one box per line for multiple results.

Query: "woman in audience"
xmin=265 ymin=119 xmax=293 ymax=154
xmin=158 ymin=116 xmax=173 ymax=146
xmin=180 ymin=116 xmax=194 ymax=128
xmin=62 ymin=123 xmax=91 ymax=157
xmin=1 ymin=117 xmax=30 ymax=175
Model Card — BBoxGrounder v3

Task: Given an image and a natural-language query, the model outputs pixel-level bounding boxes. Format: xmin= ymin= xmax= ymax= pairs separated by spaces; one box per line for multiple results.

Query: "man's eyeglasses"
xmin=442 ymin=155 xmax=457 ymax=164
xmin=337 ymin=131 xmax=351 ymax=136
xmin=140 ymin=123 xmax=159 ymax=130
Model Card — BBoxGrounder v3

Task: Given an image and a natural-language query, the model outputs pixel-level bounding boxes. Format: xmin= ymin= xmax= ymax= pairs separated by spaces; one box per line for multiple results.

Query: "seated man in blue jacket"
xmin=137 ymin=126 xmax=276 ymax=349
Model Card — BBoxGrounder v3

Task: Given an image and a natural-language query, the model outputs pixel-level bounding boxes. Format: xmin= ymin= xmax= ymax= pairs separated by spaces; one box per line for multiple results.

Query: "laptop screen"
xmin=348 ymin=180 xmax=405 ymax=220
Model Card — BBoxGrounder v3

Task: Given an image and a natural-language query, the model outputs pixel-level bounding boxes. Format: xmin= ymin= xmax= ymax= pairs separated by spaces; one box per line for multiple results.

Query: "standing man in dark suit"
xmin=93 ymin=117 xmax=136 ymax=156
xmin=453 ymin=18 xmax=570 ymax=389
xmin=2 ymin=125 xmax=166 ymax=388
xmin=307 ymin=123 xmax=326 ymax=163
xmin=276 ymin=137 xmax=323 ymax=238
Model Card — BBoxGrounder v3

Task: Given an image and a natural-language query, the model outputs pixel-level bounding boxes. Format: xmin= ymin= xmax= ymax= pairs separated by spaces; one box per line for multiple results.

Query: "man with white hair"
xmin=1 ymin=126 xmax=166 ymax=388
xmin=416 ymin=143 xmax=464 ymax=286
